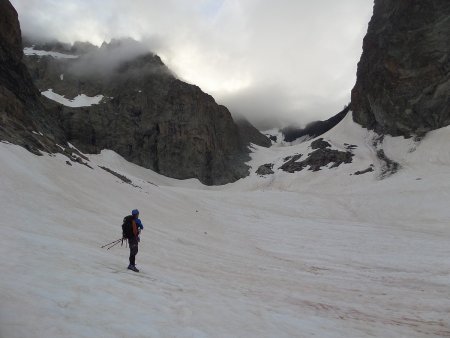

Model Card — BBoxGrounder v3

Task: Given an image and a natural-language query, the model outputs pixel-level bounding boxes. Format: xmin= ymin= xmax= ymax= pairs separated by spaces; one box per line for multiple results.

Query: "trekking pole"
xmin=101 ymin=238 xmax=122 ymax=248
xmin=106 ymin=240 xmax=122 ymax=250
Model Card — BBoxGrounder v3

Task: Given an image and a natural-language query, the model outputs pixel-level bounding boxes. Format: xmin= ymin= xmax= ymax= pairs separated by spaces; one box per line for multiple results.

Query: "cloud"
xmin=11 ymin=0 xmax=374 ymax=128
xmin=66 ymin=38 xmax=170 ymax=78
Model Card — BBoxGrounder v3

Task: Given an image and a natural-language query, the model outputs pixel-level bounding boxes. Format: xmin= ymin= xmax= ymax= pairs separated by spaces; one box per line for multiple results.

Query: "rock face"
xmin=235 ymin=117 xmax=272 ymax=148
xmin=0 ymin=0 xmax=65 ymax=153
xmin=24 ymin=39 xmax=269 ymax=184
xmin=352 ymin=0 xmax=450 ymax=136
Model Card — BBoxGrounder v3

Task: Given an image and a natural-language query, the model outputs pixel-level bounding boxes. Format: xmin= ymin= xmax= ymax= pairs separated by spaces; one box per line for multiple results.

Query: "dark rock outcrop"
xmin=267 ymin=134 xmax=277 ymax=143
xmin=280 ymin=147 xmax=353 ymax=173
xmin=282 ymin=106 xmax=350 ymax=142
xmin=344 ymin=143 xmax=358 ymax=151
xmin=376 ymin=149 xmax=400 ymax=179
xmin=24 ymin=39 xmax=266 ymax=184
xmin=354 ymin=166 xmax=374 ymax=176
xmin=0 ymin=0 xmax=65 ymax=154
xmin=255 ymin=163 xmax=274 ymax=176
xmin=310 ymin=138 xmax=331 ymax=150
xmin=98 ymin=166 xmax=142 ymax=188
xmin=279 ymin=154 xmax=302 ymax=172
xmin=352 ymin=0 xmax=450 ymax=136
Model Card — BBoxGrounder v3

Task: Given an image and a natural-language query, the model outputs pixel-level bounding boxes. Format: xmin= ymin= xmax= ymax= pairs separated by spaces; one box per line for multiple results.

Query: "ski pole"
xmin=101 ymin=238 xmax=122 ymax=248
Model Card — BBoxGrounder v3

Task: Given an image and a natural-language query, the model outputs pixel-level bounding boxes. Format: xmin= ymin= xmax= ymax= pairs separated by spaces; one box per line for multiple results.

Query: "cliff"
xmin=351 ymin=0 xmax=450 ymax=136
xmin=0 ymin=0 xmax=65 ymax=154
xmin=23 ymin=39 xmax=269 ymax=184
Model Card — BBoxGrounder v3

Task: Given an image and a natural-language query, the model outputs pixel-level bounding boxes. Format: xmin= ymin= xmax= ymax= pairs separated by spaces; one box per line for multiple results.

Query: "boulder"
xmin=256 ymin=163 xmax=274 ymax=176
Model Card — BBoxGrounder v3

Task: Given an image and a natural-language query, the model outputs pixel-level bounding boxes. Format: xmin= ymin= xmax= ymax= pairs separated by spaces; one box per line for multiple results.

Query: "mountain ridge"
xmin=23 ymin=40 xmax=271 ymax=184
xmin=1 ymin=0 xmax=270 ymax=185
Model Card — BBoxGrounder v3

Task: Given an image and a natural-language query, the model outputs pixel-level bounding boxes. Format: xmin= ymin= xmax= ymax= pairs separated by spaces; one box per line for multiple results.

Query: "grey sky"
xmin=12 ymin=0 xmax=374 ymax=129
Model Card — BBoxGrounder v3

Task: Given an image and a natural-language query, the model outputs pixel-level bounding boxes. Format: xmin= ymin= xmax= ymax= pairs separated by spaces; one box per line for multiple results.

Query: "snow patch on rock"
xmin=24 ymin=47 xmax=79 ymax=59
xmin=41 ymin=89 xmax=103 ymax=107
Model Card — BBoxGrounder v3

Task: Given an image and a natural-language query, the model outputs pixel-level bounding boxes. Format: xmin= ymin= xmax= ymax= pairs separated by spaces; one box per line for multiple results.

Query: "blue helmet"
xmin=132 ymin=209 xmax=139 ymax=216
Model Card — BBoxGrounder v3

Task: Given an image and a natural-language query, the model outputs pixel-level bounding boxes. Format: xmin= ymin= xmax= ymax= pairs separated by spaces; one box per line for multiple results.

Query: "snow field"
xmin=0 ymin=114 xmax=449 ymax=337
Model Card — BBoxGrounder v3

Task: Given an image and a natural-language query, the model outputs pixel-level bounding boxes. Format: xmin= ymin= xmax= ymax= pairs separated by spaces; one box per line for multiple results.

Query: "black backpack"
xmin=122 ymin=215 xmax=134 ymax=239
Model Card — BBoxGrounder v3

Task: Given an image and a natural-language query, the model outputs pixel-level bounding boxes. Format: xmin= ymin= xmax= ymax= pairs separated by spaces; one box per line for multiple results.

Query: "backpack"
xmin=122 ymin=215 xmax=134 ymax=239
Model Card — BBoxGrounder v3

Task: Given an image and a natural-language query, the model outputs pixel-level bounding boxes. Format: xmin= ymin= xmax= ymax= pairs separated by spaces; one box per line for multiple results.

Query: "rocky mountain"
xmin=235 ymin=117 xmax=272 ymax=148
xmin=352 ymin=0 xmax=450 ymax=136
xmin=5 ymin=0 xmax=448 ymax=185
xmin=22 ymin=37 xmax=98 ymax=56
xmin=0 ymin=0 xmax=270 ymax=185
xmin=23 ymin=39 xmax=270 ymax=184
xmin=0 ymin=0 xmax=65 ymax=154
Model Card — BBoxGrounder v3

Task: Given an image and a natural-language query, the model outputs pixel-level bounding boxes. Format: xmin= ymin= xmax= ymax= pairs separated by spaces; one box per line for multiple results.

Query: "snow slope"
xmin=41 ymin=89 xmax=104 ymax=107
xmin=0 ymin=114 xmax=449 ymax=338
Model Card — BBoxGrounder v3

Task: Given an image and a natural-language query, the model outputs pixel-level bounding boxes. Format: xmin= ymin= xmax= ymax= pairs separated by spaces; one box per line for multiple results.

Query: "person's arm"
xmin=136 ymin=219 xmax=144 ymax=230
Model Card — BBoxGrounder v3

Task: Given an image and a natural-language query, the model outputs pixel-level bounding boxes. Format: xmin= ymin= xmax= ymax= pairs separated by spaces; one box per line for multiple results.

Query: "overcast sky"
xmin=12 ymin=0 xmax=374 ymax=129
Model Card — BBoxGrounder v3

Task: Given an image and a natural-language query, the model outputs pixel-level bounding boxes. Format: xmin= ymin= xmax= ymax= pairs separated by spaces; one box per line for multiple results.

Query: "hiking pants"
xmin=128 ymin=237 xmax=139 ymax=266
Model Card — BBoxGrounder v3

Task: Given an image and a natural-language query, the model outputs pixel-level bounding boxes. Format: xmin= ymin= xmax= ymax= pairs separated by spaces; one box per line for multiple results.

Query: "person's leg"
xmin=128 ymin=237 xmax=138 ymax=267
